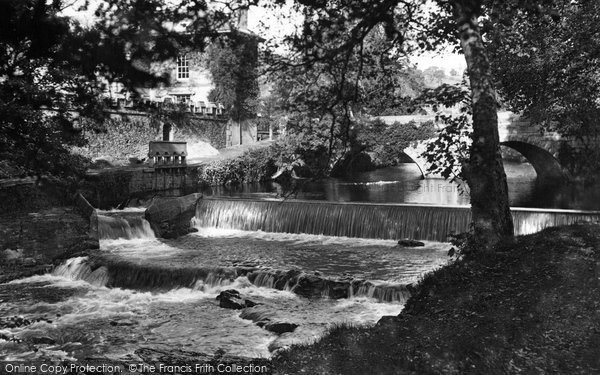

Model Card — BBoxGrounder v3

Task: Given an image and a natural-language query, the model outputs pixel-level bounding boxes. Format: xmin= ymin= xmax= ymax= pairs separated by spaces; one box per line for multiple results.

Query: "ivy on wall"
xmin=206 ymin=31 xmax=260 ymax=122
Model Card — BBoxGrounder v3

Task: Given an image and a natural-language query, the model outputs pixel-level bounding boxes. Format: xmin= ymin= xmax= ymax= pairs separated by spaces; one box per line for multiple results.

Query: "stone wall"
xmin=81 ymin=166 xmax=202 ymax=209
xmin=176 ymin=115 xmax=227 ymax=149
xmin=0 ymin=182 xmax=99 ymax=283
xmin=227 ymin=119 xmax=258 ymax=146
xmin=75 ymin=110 xmax=227 ymax=163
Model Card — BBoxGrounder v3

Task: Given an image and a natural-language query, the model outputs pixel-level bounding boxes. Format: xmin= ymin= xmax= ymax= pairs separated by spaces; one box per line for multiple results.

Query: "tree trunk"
xmin=454 ymin=3 xmax=514 ymax=248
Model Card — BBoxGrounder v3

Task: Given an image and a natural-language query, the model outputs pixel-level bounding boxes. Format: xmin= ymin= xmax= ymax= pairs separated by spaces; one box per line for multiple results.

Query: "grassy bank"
xmin=273 ymin=225 xmax=600 ymax=374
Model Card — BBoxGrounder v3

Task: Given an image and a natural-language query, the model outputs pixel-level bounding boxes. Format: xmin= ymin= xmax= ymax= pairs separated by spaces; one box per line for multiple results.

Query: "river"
xmin=2 ymin=161 xmax=598 ymax=362
xmin=203 ymin=162 xmax=600 ymax=210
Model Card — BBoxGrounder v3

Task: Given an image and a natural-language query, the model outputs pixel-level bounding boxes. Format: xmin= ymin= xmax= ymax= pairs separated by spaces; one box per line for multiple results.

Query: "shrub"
xmin=199 ymin=146 xmax=278 ymax=186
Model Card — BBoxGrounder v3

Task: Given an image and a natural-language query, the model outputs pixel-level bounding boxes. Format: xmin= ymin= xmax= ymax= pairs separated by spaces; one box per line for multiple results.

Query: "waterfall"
xmin=246 ymin=269 xmax=410 ymax=303
xmin=97 ymin=213 xmax=155 ymax=240
xmin=511 ymin=208 xmax=600 ymax=235
xmin=353 ymin=282 xmax=411 ymax=303
xmin=194 ymin=198 xmax=471 ymax=242
xmin=194 ymin=198 xmax=600 ymax=241
xmin=52 ymin=257 xmax=109 ymax=287
xmin=51 ymin=257 xmax=410 ymax=303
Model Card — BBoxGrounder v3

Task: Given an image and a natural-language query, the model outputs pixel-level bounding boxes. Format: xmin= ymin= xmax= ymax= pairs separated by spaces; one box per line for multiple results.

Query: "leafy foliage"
xmin=207 ymin=32 xmax=260 ymax=121
xmin=0 ymin=1 xmax=91 ymax=178
xmin=485 ymin=0 xmax=600 ymax=177
xmin=422 ymin=83 xmax=472 ymax=183
xmin=262 ymin=23 xmax=428 ymax=176
xmin=199 ymin=147 xmax=278 ymax=186
xmin=362 ymin=119 xmax=437 ymax=167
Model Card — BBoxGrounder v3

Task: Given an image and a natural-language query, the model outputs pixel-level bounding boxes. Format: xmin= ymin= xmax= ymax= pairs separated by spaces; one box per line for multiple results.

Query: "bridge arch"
xmin=400 ymin=151 xmax=426 ymax=179
xmin=500 ymin=141 xmax=567 ymax=181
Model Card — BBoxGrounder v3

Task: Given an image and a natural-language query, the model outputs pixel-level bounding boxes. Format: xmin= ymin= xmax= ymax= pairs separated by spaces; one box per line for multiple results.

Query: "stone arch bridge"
xmin=379 ymin=111 xmax=567 ymax=181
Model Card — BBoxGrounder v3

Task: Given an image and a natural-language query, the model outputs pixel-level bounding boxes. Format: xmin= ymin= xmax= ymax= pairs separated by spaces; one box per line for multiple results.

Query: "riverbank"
xmin=0 ymin=181 xmax=98 ymax=283
xmin=272 ymin=224 xmax=600 ymax=374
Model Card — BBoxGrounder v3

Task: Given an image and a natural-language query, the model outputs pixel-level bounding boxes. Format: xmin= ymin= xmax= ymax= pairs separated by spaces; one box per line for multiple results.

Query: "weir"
xmin=53 ymin=257 xmax=412 ymax=303
xmin=97 ymin=211 xmax=155 ymax=240
xmin=194 ymin=198 xmax=600 ymax=242
xmin=86 ymin=198 xmax=600 ymax=302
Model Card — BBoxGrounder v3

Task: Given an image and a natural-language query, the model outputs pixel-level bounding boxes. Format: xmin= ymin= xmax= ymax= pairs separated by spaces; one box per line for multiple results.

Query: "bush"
xmin=199 ymin=146 xmax=278 ymax=186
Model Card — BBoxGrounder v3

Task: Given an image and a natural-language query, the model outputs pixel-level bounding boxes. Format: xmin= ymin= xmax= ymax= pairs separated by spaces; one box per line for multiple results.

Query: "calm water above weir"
xmin=204 ymin=162 xmax=600 ymax=210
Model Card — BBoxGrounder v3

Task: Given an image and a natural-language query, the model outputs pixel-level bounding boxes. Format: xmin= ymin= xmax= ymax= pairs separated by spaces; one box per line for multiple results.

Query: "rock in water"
xmin=145 ymin=193 xmax=202 ymax=239
xmin=216 ymin=290 xmax=258 ymax=310
xmin=30 ymin=336 xmax=56 ymax=345
xmin=218 ymin=298 xmax=245 ymax=310
xmin=398 ymin=239 xmax=425 ymax=247
xmin=264 ymin=322 xmax=298 ymax=334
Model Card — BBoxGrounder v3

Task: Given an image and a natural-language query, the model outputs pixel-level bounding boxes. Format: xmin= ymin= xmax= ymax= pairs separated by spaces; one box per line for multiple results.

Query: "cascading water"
xmin=193 ymin=198 xmax=471 ymax=242
xmin=193 ymin=198 xmax=600 ymax=241
xmin=52 ymin=257 xmax=110 ymax=287
xmin=5 ymin=196 xmax=598 ymax=362
xmin=97 ymin=211 xmax=155 ymax=240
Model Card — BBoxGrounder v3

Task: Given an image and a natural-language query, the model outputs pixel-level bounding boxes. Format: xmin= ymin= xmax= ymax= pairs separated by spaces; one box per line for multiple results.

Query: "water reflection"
xmin=203 ymin=162 xmax=600 ymax=210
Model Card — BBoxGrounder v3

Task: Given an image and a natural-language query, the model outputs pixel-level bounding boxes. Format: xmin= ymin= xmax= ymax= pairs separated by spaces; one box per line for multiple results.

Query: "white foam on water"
xmin=98 ymin=207 xmax=147 ymax=213
xmin=56 ymin=288 xmax=212 ymax=324
xmin=2 ymin=263 xmax=407 ymax=360
xmin=6 ymin=274 xmax=92 ymax=288
xmin=190 ymin=227 xmax=422 ymax=248
xmin=97 ymin=214 xmax=156 ymax=240
xmin=100 ymin=237 xmax=177 ymax=256
xmin=257 ymin=295 xmax=406 ymax=353
xmin=337 ymin=181 xmax=406 ymax=186
xmin=7 ymin=258 xmax=96 ymax=288
xmin=335 ymin=297 xmax=403 ymax=318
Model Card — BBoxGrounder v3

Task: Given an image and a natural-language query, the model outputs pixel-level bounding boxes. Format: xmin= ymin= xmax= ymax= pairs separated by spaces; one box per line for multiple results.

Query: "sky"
xmin=412 ymin=52 xmax=467 ymax=75
xmin=247 ymin=4 xmax=467 ymax=75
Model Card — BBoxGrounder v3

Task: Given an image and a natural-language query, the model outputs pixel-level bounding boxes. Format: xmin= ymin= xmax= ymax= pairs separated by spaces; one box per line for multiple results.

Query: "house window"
xmin=177 ymin=55 xmax=189 ymax=80
xmin=175 ymin=94 xmax=191 ymax=104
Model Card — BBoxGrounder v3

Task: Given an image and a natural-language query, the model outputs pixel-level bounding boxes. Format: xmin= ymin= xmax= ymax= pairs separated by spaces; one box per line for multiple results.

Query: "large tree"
xmin=446 ymin=0 xmax=514 ymax=247
xmin=261 ymin=21 xmax=427 ymax=177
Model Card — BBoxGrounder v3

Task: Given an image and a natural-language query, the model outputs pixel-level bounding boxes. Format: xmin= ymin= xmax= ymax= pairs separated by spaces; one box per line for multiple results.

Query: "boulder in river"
xmin=240 ymin=306 xmax=298 ymax=334
xmin=264 ymin=322 xmax=298 ymax=334
xmin=29 ymin=336 xmax=56 ymax=345
xmin=216 ymin=290 xmax=258 ymax=310
xmin=291 ymin=274 xmax=351 ymax=299
xmin=397 ymin=239 xmax=425 ymax=247
xmin=145 ymin=193 xmax=202 ymax=239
